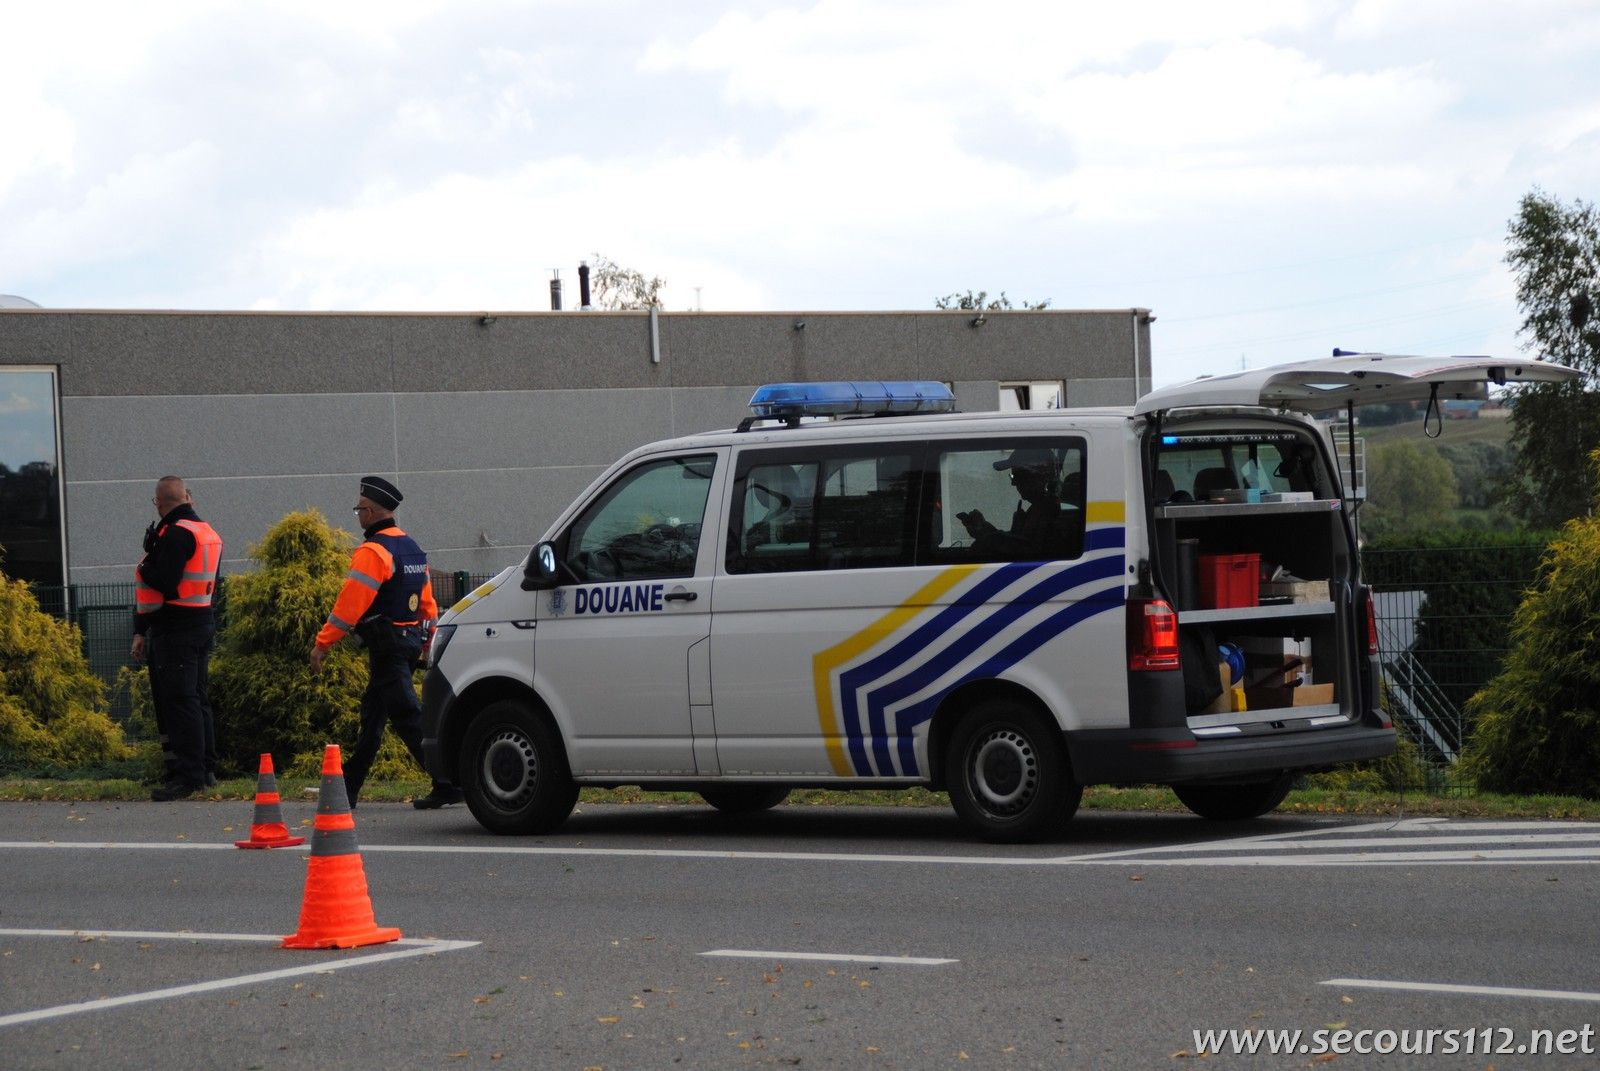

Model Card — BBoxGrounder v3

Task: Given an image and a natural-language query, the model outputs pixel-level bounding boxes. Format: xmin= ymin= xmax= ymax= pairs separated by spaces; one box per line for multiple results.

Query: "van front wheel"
xmin=944 ymin=699 xmax=1081 ymax=843
xmin=460 ymin=699 xmax=579 ymax=835
xmin=1173 ymin=775 xmax=1294 ymax=820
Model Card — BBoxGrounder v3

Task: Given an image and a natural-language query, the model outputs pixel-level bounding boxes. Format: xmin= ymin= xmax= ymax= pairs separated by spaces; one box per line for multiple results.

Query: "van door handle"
xmin=665 ymin=590 xmax=698 ymax=603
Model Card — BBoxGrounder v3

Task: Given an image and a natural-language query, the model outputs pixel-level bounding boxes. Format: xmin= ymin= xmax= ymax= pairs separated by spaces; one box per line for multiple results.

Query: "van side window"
xmin=564 ymin=455 xmax=715 ymax=582
xmin=727 ymin=446 xmax=918 ymax=574
xmin=925 ymin=438 xmax=1086 ymax=563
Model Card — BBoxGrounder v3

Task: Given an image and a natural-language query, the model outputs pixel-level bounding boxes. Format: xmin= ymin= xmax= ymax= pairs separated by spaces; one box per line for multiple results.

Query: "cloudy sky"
xmin=3 ymin=0 xmax=1598 ymax=387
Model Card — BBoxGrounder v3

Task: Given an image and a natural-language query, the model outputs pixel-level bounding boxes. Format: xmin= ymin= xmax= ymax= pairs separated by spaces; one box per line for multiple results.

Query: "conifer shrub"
xmin=203 ymin=510 xmax=423 ymax=780
xmin=1464 ymin=451 xmax=1600 ymax=798
xmin=0 ymin=557 xmax=127 ymax=771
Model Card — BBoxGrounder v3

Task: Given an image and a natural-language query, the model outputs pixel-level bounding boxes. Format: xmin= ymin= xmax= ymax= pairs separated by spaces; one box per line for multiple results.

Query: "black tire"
xmin=459 ymin=699 xmax=579 ymax=835
xmin=1173 ymin=774 xmax=1295 ymax=820
xmin=698 ymin=786 xmax=791 ymax=814
xmin=944 ymin=699 xmax=1082 ymax=843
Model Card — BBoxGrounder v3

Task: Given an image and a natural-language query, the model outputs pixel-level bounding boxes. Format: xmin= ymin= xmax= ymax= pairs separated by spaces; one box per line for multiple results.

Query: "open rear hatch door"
xmin=1135 ymin=353 xmax=1580 ymax=415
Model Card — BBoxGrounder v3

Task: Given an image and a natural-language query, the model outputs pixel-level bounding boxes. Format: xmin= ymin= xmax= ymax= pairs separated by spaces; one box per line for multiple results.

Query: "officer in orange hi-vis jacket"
xmin=309 ymin=476 xmax=462 ymax=810
xmin=133 ymin=475 xmax=223 ymax=801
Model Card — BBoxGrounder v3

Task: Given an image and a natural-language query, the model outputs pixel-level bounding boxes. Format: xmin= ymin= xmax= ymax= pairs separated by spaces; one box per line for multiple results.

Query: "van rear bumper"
xmin=1068 ymin=723 xmax=1396 ymax=785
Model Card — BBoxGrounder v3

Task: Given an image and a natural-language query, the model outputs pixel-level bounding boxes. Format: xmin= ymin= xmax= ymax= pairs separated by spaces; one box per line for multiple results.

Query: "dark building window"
xmin=0 ymin=368 xmax=66 ymax=587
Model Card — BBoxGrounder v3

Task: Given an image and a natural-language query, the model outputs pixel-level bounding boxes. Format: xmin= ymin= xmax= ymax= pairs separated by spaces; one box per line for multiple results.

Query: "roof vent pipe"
xmin=549 ymin=269 xmax=562 ymax=311
xmin=578 ymin=261 xmax=592 ymax=310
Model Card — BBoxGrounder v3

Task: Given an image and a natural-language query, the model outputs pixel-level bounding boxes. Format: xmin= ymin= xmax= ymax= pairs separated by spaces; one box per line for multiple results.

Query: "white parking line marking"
xmin=1072 ymin=847 xmax=1600 ymax=865
xmin=0 ymin=928 xmax=282 ymax=942
xmin=0 ymin=929 xmax=479 ymax=1029
xmin=701 ymin=949 xmax=957 ymax=966
xmin=5 ymin=821 xmax=1600 ymax=869
xmin=1323 ymin=978 xmax=1600 ymax=1004
xmin=0 ymin=841 xmax=1051 ymax=866
xmin=1075 ymin=832 xmax=1600 ymax=854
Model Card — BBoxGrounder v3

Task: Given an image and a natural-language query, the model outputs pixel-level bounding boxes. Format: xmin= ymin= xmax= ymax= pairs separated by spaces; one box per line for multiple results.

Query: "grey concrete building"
xmin=0 ymin=308 xmax=1153 ymax=589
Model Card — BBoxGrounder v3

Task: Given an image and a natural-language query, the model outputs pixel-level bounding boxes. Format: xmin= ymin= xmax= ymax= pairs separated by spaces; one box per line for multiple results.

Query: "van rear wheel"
xmin=698 ymin=786 xmax=791 ymax=814
xmin=1173 ymin=775 xmax=1295 ymax=820
xmin=460 ymin=699 xmax=579 ymax=835
xmin=944 ymin=699 xmax=1081 ymax=843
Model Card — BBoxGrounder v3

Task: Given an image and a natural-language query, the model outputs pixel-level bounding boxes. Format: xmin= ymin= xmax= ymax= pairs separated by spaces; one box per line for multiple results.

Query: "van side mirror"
xmin=520 ymin=541 xmax=561 ymax=590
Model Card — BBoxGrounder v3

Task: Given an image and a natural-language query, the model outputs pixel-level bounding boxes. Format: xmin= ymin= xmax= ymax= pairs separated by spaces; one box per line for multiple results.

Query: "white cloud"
xmin=0 ymin=142 xmax=223 ymax=278
xmin=0 ymin=391 xmax=43 ymax=416
xmin=1 ymin=0 xmax=1595 ymax=385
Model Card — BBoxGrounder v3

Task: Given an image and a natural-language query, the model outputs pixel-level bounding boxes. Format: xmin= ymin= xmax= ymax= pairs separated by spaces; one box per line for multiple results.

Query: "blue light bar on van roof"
xmin=747 ymin=381 xmax=956 ymax=419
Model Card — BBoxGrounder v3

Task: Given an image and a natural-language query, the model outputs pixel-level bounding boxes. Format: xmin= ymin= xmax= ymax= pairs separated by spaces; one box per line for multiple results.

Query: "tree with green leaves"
xmin=589 ymin=254 xmax=665 ymax=310
xmin=1502 ymin=189 xmax=1600 ymax=527
xmin=934 ymin=290 xmax=1051 ymax=311
xmin=1361 ymin=438 xmax=1459 ymax=538
xmin=1435 ymin=439 xmax=1516 ymax=514
xmin=1464 ymin=450 xmax=1600 ymax=798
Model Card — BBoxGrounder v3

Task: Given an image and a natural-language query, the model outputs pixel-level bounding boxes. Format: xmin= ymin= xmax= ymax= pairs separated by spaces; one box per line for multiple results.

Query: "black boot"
xmin=412 ymin=784 xmax=465 ymax=810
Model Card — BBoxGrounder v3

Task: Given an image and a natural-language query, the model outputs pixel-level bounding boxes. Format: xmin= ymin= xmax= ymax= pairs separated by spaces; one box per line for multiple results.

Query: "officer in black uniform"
xmin=958 ymin=447 xmax=1071 ymax=560
xmin=310 ymin=476 xmax=462 ymax=809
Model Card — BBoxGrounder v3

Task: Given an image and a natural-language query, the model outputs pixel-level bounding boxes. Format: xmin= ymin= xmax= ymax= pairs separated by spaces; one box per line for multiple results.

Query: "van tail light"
xmin=1127 ymin=598 xmax=1180 ymax=671
xmin=1362 ymin=585 xmax=1378 ymax=657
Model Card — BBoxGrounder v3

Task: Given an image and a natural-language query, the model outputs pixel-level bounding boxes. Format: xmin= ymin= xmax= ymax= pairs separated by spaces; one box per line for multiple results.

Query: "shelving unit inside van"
xmin=1152 ymin=497 xmax=1351 ymax=725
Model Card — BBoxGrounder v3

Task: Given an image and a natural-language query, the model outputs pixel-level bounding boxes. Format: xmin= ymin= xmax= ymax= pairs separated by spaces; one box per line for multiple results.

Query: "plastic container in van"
xmin=1199 ymin=552 xmax=1259 ymax=609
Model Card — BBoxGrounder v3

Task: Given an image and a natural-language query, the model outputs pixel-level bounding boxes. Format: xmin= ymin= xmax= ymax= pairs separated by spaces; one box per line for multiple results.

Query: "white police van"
xmin=421 ymin=354 xmax=1577 ymax=842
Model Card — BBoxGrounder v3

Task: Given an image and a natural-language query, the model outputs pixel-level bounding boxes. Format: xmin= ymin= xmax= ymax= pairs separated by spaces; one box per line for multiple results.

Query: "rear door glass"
xmin=1156 ymin=432 xmax=1323 ymax=502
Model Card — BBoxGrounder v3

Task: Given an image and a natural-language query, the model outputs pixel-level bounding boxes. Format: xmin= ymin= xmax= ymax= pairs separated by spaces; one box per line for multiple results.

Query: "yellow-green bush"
xmin=1305 ymin=731 xmax=1429 ymax=792
xmin=204 ymin=510 xmax=424 ymax=781
xmin=1463 ymin=450 xmax=1600 ymax=798
xmin=0 ymin=562 xmax=127 ymax=771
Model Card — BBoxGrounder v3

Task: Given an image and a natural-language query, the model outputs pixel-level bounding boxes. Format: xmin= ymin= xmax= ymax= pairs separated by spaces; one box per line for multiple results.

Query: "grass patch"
xmin=2 ymin=776 xmax=1596 ymax=820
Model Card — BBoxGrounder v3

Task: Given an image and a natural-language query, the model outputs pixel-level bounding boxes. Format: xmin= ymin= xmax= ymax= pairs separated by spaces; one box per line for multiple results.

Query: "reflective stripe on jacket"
xmin=315 ymin=524 xmax=439 ymax=648
xmin=135 ymin=518 xmax=223 ymax=616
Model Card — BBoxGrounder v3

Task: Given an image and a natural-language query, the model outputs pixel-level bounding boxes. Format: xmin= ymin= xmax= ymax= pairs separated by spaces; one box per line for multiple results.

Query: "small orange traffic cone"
xmin=282 ymin=744 xmax=401 ymax=950
xmin=235 ymin=753 xmax=305 ymax=849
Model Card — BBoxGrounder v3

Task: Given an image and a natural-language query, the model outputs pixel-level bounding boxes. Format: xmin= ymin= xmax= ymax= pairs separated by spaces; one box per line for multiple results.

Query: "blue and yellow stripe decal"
xmin=812 ymin=500 xmax=1128 ymax=778
xmin=811 ymin=564 xmax=979 ymax=776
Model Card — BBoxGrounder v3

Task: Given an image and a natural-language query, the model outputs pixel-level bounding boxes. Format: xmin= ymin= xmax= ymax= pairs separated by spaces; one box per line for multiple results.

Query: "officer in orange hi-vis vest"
xmin=132 ymin=475 xmax=223 ymax=801
xmin=309 ymin=476 xmax=462 ymax=810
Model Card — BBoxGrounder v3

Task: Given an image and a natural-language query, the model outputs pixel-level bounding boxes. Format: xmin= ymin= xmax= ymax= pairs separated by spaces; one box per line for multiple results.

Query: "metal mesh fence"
xmin=1362 ymin=540 xmax=1549 ymax=774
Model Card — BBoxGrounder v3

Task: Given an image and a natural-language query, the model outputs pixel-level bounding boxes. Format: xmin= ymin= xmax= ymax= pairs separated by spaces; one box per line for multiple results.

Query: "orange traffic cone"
xmin=235 ymin=753 xmax=306 ymax=849
xmin=282 ymin=744 xmax=402 ymax=949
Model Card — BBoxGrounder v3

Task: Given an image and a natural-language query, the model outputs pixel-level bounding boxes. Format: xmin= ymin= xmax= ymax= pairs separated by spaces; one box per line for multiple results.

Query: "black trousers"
xmin=148 ymin=623 xmax=216 ymax=789
xmin=343 ymin=640 xmax=430 ymax=803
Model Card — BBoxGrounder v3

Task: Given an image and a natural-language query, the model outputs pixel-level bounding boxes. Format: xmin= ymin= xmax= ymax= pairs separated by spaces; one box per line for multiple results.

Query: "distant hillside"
xmin=1355 ymin=410 xmax=1518 ymax=530
xmin=1358 ymin=409 xmax=1512 ymax=451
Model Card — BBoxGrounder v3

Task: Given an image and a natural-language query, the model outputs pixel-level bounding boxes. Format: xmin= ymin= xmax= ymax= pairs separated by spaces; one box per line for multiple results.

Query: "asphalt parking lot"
xmin=3 ymin=799 xmax=1599 ymax=1069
